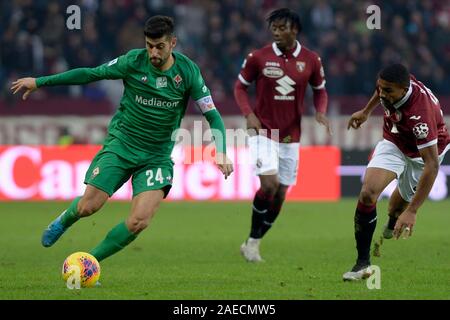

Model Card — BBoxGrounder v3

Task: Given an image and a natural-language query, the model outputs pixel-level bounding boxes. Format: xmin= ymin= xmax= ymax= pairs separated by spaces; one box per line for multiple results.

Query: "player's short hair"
xmin=266 ymin=8 xmax=302 ymax=33
xmin=144 ymin=15 xmax=174 ymax=39
xmin=378 ymin=64 xmax=410 ymax=88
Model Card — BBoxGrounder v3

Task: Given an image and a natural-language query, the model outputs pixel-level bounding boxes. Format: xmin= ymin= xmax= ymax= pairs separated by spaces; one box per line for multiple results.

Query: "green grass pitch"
xmin=0 ymin=199 xmax=449 ymax=300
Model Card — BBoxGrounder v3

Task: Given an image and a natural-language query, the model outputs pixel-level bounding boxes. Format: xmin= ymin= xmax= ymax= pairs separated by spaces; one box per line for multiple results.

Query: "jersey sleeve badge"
xmin=413 ymin=122 xmax=429 ymax=139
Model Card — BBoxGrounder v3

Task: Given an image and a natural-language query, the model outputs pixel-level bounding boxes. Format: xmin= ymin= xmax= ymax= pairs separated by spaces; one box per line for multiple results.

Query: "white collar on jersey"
xmin=272 ymin=40 xmax=301 ymax=57
xmin=393 ymin=82 xmax=413 ymax=109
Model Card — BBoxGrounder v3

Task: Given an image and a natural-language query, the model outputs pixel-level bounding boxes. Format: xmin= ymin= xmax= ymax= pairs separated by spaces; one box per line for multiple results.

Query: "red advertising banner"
xmin=0 ymin=145 xmax=340 ymax=201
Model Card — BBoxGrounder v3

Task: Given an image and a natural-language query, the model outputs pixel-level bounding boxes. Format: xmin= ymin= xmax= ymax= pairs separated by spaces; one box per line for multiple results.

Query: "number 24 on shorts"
xmin=146 ymin=168 xmax=170 ymax=186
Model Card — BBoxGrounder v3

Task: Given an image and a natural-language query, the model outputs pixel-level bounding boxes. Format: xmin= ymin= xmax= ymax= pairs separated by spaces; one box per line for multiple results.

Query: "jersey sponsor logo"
xmin=413 ymin=122 xmax=429 ymax=139
xmin=275 ymin=75 xmax=295 ymax=99
xmin=107 ymin=58 xmax=118 ymax=66
xmin=173 ymin=74 xmax=183 ymax=88
xmin=156 ymin=76 xmax=167 ymax=88
xmin=409 ymin=115 xmax=421 ymax=120
xmin=135 ymin=95 xmax=180 ymax=109
xmin=296 ymin=61 xmax=305 ymax=72
xmin=265 ymin=61 xmax=280 ymax=67
xmin=263 ymin=67 xmax=284 ymax=78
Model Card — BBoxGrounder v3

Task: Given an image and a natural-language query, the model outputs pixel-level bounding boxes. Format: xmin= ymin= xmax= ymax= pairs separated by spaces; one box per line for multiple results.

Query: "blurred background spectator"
xmin=1 ymin=0 xmax=450 ymax=116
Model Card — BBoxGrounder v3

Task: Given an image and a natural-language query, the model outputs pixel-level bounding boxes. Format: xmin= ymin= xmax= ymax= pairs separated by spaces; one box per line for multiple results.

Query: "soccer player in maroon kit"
xmin=234 ymin=8 xmax=332 ymax=262
xmin=344 ymin=64 xmax=450 ymax=280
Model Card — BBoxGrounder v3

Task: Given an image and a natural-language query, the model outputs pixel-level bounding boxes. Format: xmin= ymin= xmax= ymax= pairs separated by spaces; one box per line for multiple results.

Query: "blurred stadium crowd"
xmin=1 ymin=0 xmax=450 ymax=114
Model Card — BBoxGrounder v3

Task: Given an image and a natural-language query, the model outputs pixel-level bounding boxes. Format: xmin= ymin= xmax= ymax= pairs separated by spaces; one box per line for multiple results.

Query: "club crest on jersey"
xmin=156 ymin=76 xmax=167 ymax=88
xmin=173 ymin=74 xmax=183 ymax=88
xmin=141 ymin=75 xmax=148 ymax=83
xmin=91 ymin=167 xmax=100 ymax=179
xmin=296 ymin=61 xmax=306 ymax=72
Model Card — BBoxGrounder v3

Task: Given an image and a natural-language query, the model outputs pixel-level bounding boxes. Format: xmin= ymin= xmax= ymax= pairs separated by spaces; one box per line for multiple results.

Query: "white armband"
xmin=195 ymin=95 xmax=216 ymax=114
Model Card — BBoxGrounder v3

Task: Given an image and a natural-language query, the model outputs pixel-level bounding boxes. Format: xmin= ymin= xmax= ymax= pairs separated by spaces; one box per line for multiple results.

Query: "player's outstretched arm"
xmin=393 ymin=145 xmax=439 ymax=239
xmin=347 ymin=90 xmax=380 ymax=130
xmin=11 ymin=77 xmax=37 ymax=100
xmin=203 ymin=109 xmax=233 ymax=179
xmin=13 ymin=55 xmax=128 ymax=94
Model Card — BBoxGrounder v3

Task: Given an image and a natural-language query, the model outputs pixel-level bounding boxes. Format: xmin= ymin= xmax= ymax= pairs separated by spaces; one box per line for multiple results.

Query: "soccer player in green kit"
xmin=11 ymin=16 xmax=233 ymax=262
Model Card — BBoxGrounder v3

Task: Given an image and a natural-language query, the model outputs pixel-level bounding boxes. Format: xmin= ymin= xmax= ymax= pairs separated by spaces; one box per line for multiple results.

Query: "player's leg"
xmin=89 ymin=164 xmax=172 ymax=262
xmin=42 ymin=146 xmax=130 ymax=247
xmin=383 ymin=187 xmax=409 ymax=239
xmin=241 ymin=135 xmax=280 ymax=262
xmin=90 ymin=189 xmax=164 ymax=262
xmin=250 ymin=174 xmax=280 ymax=238
xmin=259 ymin=142 xmax=299 ymax=238
xmin=240 ymin=174 xmax=279 ymax=262
xmin=344 ymin=140 xmax=405 ymax=281
xmin=343 ymin=167 xmax=397 ymax=281
xmin=259 ymin=184 xmax=288 ymax=238
xmin=41 ymin=185 xmax=109 ymax=247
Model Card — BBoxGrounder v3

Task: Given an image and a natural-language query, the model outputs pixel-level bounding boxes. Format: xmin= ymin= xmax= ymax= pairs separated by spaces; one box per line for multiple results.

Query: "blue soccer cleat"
xmin=41 ymin=211 xmax=68 ymax=247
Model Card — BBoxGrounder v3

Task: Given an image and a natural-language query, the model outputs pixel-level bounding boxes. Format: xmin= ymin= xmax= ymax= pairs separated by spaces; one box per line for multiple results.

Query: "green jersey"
xmin=36 ymin=49 xmax=217 ymax=158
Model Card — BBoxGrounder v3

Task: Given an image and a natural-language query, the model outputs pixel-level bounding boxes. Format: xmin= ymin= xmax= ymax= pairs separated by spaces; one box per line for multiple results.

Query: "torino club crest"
xmin=296 ymin=61 xmax=305 ymax=73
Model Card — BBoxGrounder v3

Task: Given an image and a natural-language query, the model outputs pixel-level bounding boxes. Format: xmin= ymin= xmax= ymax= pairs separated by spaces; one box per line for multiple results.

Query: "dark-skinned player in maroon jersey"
xmin=343 ymin=64 xmax=450 ymax=280
xmin=234 ymin=8 xmax=332 ymax=262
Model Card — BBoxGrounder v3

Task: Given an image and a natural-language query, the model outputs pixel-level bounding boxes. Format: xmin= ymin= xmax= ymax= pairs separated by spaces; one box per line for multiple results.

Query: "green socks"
xmin=58 ymin=199 xmax=138 ymax=262
xmin=60 ymin=196 xmax=81 ymax=228
xmin=90 ymin=221 xmax=137 ymax=262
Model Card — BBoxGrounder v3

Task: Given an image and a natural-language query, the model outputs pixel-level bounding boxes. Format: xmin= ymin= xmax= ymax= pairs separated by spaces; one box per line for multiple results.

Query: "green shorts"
xmin=84 ymin=137 xmax=173 ymax=198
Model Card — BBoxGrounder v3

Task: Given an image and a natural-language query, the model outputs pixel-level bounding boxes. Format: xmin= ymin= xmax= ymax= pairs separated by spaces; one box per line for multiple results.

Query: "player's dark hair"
xmin=144 ymin=15 xmax=174 ymax=39
xmin=266 ymin=8 xmax=302 ymax=33
xmin=378 ymin=64 xmax=410 ymax=88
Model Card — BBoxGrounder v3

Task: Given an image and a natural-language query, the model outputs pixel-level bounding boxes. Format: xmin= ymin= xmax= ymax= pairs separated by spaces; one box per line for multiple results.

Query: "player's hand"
xmin=315 ymin=112 xmax=333 ymax=136
xmin=393 ymin=209 xmax=417 ymax=239
xmin=347 ymin=110 xmax=368 ymax=130
xmin=246 ymin=113 xmax=262 ymax=136
xmin=11 ymin=77 xmax=37 ymax=100
xmin=215 ymin=152 xmax=234 ymax=179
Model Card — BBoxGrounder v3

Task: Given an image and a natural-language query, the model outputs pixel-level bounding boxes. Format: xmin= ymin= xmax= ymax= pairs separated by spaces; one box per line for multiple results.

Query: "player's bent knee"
xmin=127 ymin=217 xmax=149 ymax=234
xmin=260 ymin=181 xmax=280 ymax=196
xmin=359 ymin=189 xmax=378 ymax=206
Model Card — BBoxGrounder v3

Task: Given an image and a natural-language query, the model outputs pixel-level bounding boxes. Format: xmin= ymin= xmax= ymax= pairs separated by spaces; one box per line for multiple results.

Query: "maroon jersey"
xmin=382 ymin=75 xmax=450 ymax=158
xmin=238 ymin=41 xmax=326 ymax=143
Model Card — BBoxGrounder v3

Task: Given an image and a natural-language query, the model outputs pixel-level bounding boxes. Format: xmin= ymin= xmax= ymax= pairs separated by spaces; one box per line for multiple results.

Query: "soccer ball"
xmin=62 ymin=252 xmax=101 ymax=288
